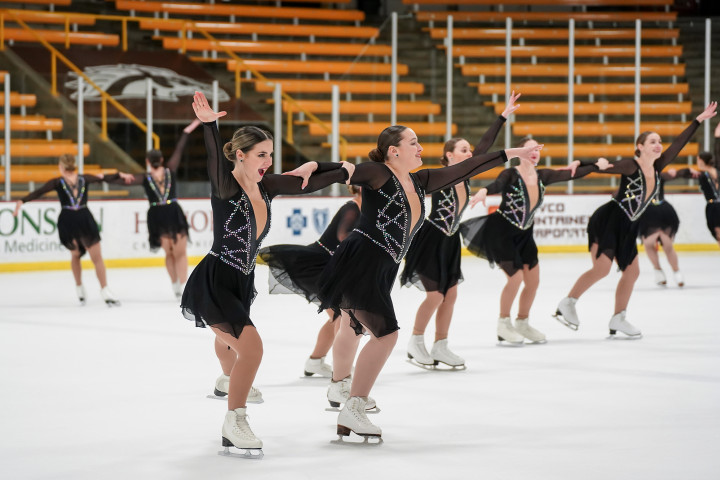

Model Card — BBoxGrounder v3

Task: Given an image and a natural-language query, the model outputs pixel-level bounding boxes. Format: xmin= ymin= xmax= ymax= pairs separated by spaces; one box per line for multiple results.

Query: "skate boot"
xmin=172 ymin=280 xmax=182 ymax=300
xmin=654 ymin=269 xmax=667 ymax=286
xmin=497 ymin=316 xmax=524 ymax=345
xmin=673 ymin=270 xmax=685 ymax=287
xmin=407 ymin=334 xmax=434 ymax=366
xmin=304 ymin=356 xmax=333 ymax=377
xmin=514 ymin=317 xmax=547 ymax=344
xmin=430 ymin=339 xmax=465 ymax=368
xmin=608 ymin=311 xmax=642 ymax=339
xmin=76 ymin=285 xmax=86 ymax=305
xmin=213 ymin=374 xmax=263 ymax=404
xmin=219 ymin=407 xmax=263 ymax=458
xmin=554 ymin=297 xmax=579 ymax=330
xmin=327 ymin=376 xmax=376 ymax=411
xmin=337 ymin=396 xmax=382 ymax=440
xmin=100 ymin=286 xmax=121 ymax=307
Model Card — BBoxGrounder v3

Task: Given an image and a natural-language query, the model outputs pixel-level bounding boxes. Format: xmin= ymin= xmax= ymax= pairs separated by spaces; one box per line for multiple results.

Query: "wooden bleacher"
xmin=2 ymin=28 xmax=119 ymax=47
xmin=428 ymin=28 xmax=678 ymax=41
xmin=461 ymin=64 xmax=685 ymax=79
xmin=225 ymin=59 xmax=408 ymax=77
xmin=280 ymin=100 xmax=442 ymax=116
xmin=157 ymin=37 xmax=392 ymax=57
xmin=253 ymin=79 xmax=425 ymax=96
xmin=491 ymin=102 xmax=693 ymax=116
xmin=307 ymin=122 xmax=457 ymax=138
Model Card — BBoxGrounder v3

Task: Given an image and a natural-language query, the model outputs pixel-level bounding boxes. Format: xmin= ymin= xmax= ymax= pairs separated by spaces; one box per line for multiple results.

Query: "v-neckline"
xmin=385 ymin=165 xmax=423 ymax=235
xmin=240 ymin=183 xmax=270 ymax=243
xmin=514 ymin=167 xmax=540 ymax=213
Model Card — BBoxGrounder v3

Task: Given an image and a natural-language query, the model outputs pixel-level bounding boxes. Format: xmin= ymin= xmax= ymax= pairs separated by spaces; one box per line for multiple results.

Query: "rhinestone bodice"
xmin=427 ymin=181 xmax=470 ymax=236
xmin=699 ymin=171 xmax=720 ymax=202
xmin=497 ymin=175 xmax=546 ymax=230
xmin=143 ymin=168 xmax=178 ymax=206
xmin=58 ymin=176 xmax=88 ymax=210
xmin=611 ymin=167 xmax=660 ymax=221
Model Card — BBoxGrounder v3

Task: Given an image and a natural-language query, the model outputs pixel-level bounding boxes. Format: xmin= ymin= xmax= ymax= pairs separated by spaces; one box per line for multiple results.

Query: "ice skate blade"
xmin=325 ymin=406 xmax=380 ymax=414
xmin=218 ymin=446 xmax=264 ymax=459
xmin=406 ymin=359 xmax=466 ymax=371
xmin=105 ymin=300 xmax=121 ymax=307
xmin=332 ymin=428 xmax=383 ymax=446
xmin=206 ymin=395 xmax=264 ymax=404
xmin=607 ymin=331 xmax=643 ymax=340
xmin=496 ymin=337 xmax=524 ymax=347
xmin=552 ymin=312 xmax=579 ymax=331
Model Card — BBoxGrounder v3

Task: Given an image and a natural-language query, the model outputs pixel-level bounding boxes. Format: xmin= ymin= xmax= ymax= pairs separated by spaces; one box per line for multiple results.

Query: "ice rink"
xmin=1 ymin=252 xmax=719 ymax=480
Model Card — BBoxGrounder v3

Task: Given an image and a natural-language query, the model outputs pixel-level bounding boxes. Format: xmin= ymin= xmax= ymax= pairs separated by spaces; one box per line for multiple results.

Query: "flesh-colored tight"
xmin=70 ymin=241 xmax=107 ymax=287
xmin=160 ymin=234 xmax=188 ymax=284
xmin=411 ymin=285 xmax=458 ymax=341
xmin=213 ymin=326 xmax=262 ymax=410
xmin=499 ymin=264 xmax=539 ymax=318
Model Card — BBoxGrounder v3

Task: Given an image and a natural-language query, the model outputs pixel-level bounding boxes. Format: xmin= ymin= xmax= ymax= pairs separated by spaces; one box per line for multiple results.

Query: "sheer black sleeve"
xmin=166 ymin=130 xmax=191 ymax=172
xmin=203 ymin=122 xmax=238 ymax=200
xmin=262 ymin=168 xmax=349 ymax=198
xmin=589 ymin=157 xmax=638 ymax=176
xmin=83 ymin=174 xmax=107 ymax=185
xmin=20 ymin=178 xmax=59 ymax=203
xmin=336 ymin=204 xmax=360 ymax=242
xmin=538 ymin=163 xmax=599 ymax=185
xmin=714 ymin=130 xmax=720 ymax=161
xmin=655 ymin=120 xmax=700 ymax=172
xmin=415 ymin=150 xmax=509 ymax=194
xmin=484 ymin=168 xmax=513 ymax=195
xmin=114 ymin=173 xmax=144 ymax=186
xmin=661 ymin=168 xmax=693 ymax=181
xmin=347 ymin=162 xmax=394 ymax=190
xmin=472 ymin=116 xmax=506 ymax=155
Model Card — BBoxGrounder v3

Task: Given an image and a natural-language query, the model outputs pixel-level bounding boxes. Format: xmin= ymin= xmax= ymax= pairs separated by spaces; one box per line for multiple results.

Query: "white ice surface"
xmin=1 ymin=252 xmax=719 ymax=480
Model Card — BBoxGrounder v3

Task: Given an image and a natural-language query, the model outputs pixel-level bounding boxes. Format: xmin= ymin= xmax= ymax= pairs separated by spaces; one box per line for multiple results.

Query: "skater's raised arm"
xmin=656 ymin=103 xmax=716 ymax=172
xmin=471 ymin=92 xmax=519 ymax=156
xmin=166 ymin=119 xmax=201 ymax=172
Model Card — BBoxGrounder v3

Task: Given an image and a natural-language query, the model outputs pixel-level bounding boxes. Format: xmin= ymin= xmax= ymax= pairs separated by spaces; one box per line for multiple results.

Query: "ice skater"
xmin=694 ymin=123 xmax=720 ymax=247
xmin=259 ymin=185 xmax=362 ymax=378
xmin=554 ymin=102 xmax=717 ymax=338
xmin=461 ymin=138 xmax=612 ymax=345
xmin=119 ymin=119 xmax=201 ymax=299
xmin=317 ymin=122 xmax=543 ymax=442
xmin=401 ymin=92 xmax=520 ymax=369
xmin=181 ymin=92 xmax=353 ymax=458
xmin=637 ymin=167 xmax=697 ymax=286
xmin=13 ymin=154 xmax=123 ymax=306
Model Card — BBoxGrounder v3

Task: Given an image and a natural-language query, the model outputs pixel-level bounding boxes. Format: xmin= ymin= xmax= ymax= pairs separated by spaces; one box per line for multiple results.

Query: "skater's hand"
xmin=594 ymin=157 xmax=613 ymax=171
xmin=119 ymin=172 xmax=135 ymax=185
xmin=696 ymin=101 xmax=717 ymax=123
xmin=666 ymin=168 xmax=677 ymax=178
xmin=507 ymin=143 xmax=543 ymax=163
xmin=184 ymin=118 xmax=202 ymax=134
xmin=192 ymin=91 xmax=226 ymax=123
xmin=501 ymin=90 xmax=521 ymax=119
xmin=689 ymin=168 xmax=701 ymax=178
xmin=557 ymin=160 xmax=581 ymax=176
xmin=469 ymin=188 xmax=487 ymax=209
xmin=283 ymin=161 xmax=317 ymax=189
xmin=340 ymin=161 xmax=355 ymax=184
xmin=12 ymin=200 xmax=22 ymax=217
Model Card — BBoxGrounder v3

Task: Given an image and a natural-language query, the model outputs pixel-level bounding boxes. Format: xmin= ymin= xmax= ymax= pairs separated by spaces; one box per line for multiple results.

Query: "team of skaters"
xmin=13 ymin=91 xmax=719 ymax=455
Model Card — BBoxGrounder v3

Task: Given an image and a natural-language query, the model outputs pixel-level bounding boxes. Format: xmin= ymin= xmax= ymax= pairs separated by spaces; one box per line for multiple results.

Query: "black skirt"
xmin=400 ymin=222 xmax=463 ymax=295
xmin=181 ymin=255 xmax=257 ymax=338
xmin=317 ymin=232 xmax=400 ymax=338
xmin=57 ymin=208 xmax=101 ymax=257
xmin=460 ymin=213 xmax=538 ymax=277
xmin=587 ymin=201 xmax=640 ymax=271
xmin=706 ymin=202 xmax=720 ymax=240
xmin=637 ymin=201 xmax=680 ymax=239
xmin=147 ymin=202 xmax=189 ymax=251
xmin=258 ymin=242 xmax=330 ymax=305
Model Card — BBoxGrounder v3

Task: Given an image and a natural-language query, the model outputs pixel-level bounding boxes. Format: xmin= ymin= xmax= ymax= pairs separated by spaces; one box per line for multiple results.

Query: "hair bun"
xmin=223 ymin=142 xmax=235 ymax=162
xmin=368 ymin=148 xmax=384 ymax=163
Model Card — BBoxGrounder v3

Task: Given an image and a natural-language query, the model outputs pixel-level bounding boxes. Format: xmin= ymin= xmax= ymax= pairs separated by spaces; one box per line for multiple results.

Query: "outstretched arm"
xmin=18 ymin=178 xmax=58 ymax=204
xmin=262 ymin=162 xmax=351 ymax=197
xmin=657 ymin=102 xmax=716 ymax=171
xmin=166 ymin=119 xmax=201 ymax=172
xmin=541 ymin=157 xmax=613 ymax=185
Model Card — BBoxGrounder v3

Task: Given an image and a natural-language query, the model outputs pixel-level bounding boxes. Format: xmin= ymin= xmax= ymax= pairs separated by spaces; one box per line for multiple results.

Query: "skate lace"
xmin=350 ymin=400 xmax=374 ymax=427
xmin=249 ymin=386 xmax=261 ymax=398
xmin=233 ymin=413 xmax=256 ymax=439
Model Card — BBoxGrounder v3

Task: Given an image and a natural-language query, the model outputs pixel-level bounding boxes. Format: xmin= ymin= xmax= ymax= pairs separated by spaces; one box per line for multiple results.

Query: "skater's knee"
xmin=442 ymin=287 xmax=458 ymax=304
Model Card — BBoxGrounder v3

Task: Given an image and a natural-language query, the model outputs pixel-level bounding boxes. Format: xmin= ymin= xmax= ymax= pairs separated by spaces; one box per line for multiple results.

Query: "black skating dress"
xmin=400 ymin=115 xmax=506 ymax=295
xmin=698 ymin=170 xmax=720 ymax=240
xmin=460 ymin=164 xmax=599 ymax=276
xmin=123 ymin=130 xmax=192 ymax=250
xmin=180 ymin=122 xmax=349 ymax=338
xmin=258 ymin=200 xmax=360 ymax=306
xmin=317 ymin=149 xmax=510 ymax=338
xmin=637 ymin=169 xmax=693 ymax=239
xmin=20 ymin=173 xmax=122 ymax=257
xmin=586 ymin=120 xmax=699 ymax=271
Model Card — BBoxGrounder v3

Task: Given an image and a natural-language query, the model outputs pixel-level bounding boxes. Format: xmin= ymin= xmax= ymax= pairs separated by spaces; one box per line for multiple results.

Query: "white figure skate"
xmin=654 ymin=269 xmax=667 ymax=286
xmin=673 ymin=270 xmax=685 ymax=287
xmin=406 ymin=334 xmax=435 ymax=368
xmin=218 ymin=407 xmax=263 ymax=459
xmin=430 ymin=339 xmax=466 ymax=369
xmin=514 ymin=318 xmax=547 ymax=344
xmin=304 ymin=356 xmax=333 ymax=378
xmin=76 ymin=285 xmax=86 ymax=306
xmin=608 ymin=311 xmax=642 ymax=339
xmin=326 ymin=376 xmax=378 ymax=413
xmin=553 ymin=297 xmax=579 ymax=330
xmin=208 ymin=374 xmax=263 ymax=403
xmin=100 ymin=286 xmax=121 ymax=307
xmin=334 ymin=396 xmax=382 ymax=445
xmin=497 ymin=316 xmax=524 ymax=346
xmin=172 ymin=280 xmax=183 ymax=300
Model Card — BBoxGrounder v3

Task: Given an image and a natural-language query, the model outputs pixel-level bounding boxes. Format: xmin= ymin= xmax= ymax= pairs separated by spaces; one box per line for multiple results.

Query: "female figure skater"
xmin=694 ymin=123 xmax=720 ymax=246
xmin=259 ymin=185 xmax=362 ymax=378
xmin=400 ymin=93 xmax=520 ymax=369
xmin=119 ymin=119 xmax=201 ymax=299
xmin=461 ymin=138 xmax=612 ymax=345
xmin=637 ymin=167 xmax=697 ymax=286
xmin=182 ymin=92 xmax=353 ymax=457
xmin=554 ymin=102 xmax=716 ymax=338
xmin=13 ymin=154 xmax=122 ymax=306
xmin=318 ymin=123 xmax=543 ymax=440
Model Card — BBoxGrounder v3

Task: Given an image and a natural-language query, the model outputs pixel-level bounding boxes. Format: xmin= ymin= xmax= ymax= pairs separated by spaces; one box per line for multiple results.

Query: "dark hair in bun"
xmin=368 ymin=125 xmax=408 ymax=163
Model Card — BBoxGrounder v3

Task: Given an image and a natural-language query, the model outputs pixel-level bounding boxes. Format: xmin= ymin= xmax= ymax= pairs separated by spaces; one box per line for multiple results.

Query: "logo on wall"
xmin=286 ymin=209 xmax=307 ymax=236
xmin=312 ymin=208 xmax=330 ymax=234
xmin=65 ymin=64 xmax=230 ymax=102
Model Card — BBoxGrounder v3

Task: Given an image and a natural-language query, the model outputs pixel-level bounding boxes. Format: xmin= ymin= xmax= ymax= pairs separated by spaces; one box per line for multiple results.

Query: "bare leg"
xmin=567 ymin=243 xmax=613 ymax=299
xmin=412 ymin=292 xmax=443 ymax=336
xmin=70 ymin=248 xmax=82 ymax=286
xmin=500 ymin=271 xmax=523 ymax=317
xmin=215 ymin=336 xmax=236 ymax=375
xmin=310 ymin=311 xmax=337 ymax=359
xmin=349 ymin=330 xmax=398 ymax=398
xmin=212 ymin=326 xmax=263 ymax=410
xmin=517 ymin=264 xmax=540 ymax=318
xmin=658 ymin=232 xmax=680 ymax=272
xmin=86 ymin=242 xmax=107 ymax=288
xmin=642 ymin=233 xmax=662 ymax=270
xmin=614 ymin=256 xmax=640 ymax=315
xmin=331 ymin=312 xmax=362 ymax=382
xmin=434 ymin=286 xmax=458 ymax=341
xmin=173 ymin=234 xmax=189 ymax=284
xmin=160 ymin=237 xmax=177 ymax=283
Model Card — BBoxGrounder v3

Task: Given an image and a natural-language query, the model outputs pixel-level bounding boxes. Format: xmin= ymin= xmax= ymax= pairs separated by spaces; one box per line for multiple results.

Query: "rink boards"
xmin=0 ymin=194 xmax=714 ymax=271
